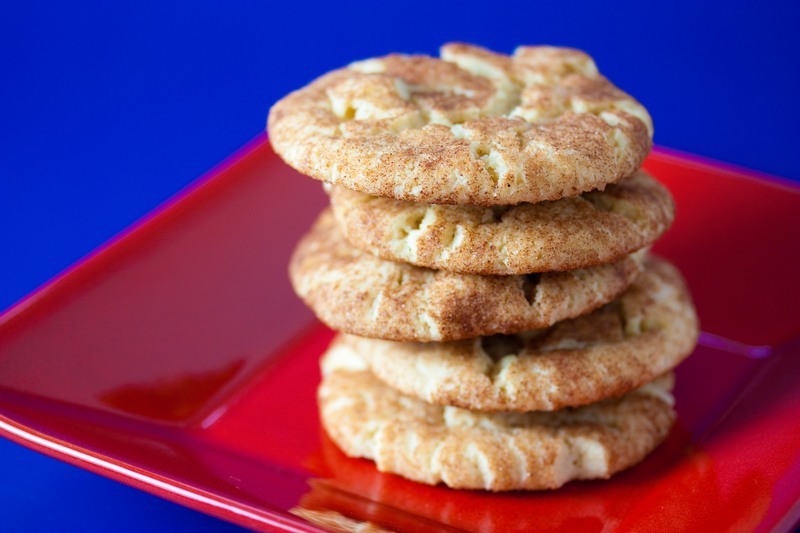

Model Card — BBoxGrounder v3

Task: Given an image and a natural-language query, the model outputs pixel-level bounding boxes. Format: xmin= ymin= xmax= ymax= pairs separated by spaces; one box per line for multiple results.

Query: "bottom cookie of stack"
xmin=319 ymin=344 xmax=675 ymax=492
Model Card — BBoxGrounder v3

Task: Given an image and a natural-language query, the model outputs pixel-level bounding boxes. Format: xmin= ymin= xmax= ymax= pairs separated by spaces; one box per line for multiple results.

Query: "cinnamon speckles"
xmin=329 ymin=170 xmax=674 ymax=275
xmin=268 ymin=43 xmax=652 ymax=205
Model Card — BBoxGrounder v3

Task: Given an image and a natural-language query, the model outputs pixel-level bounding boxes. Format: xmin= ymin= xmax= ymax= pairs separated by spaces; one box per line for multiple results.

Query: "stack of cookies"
xmin=268 ymin=43 xmax=698 ymax=491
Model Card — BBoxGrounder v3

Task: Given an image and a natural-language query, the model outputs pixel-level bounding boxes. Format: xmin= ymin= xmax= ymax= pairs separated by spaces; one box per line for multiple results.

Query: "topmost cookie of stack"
xmin=268 ymin=43 xmax=652 ymax=206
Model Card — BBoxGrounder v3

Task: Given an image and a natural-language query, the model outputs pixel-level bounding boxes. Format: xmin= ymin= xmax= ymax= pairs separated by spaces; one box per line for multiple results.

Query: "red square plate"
xmin=1 ymin=136 xmax=799 ymax=532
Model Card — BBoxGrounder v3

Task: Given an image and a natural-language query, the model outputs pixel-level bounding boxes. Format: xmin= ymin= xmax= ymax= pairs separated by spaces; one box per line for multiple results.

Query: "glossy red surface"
xmin=0 ymin=136 xmax=798 ymax=532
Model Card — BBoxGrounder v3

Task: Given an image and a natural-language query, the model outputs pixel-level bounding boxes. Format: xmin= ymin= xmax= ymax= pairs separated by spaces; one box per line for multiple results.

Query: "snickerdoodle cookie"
xmin=269 ymin=43 xmax=652 ymax=205
xmin=328 ymin=170 xmax=673 ymax=274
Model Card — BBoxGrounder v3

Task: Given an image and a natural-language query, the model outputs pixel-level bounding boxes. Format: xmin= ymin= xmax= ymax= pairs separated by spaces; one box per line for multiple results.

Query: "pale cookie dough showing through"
xmin=289 ymin=209 xmax=645 ymax=342
xmin=319 ymin=350 xmax=676 ymax=491
xmin=329 ymin=170 xmax=674 ymax=275
xmin=268 ymin=43 xmax=653 ymax=205
xmin=330 ymin=258 xmax=698 ymax=412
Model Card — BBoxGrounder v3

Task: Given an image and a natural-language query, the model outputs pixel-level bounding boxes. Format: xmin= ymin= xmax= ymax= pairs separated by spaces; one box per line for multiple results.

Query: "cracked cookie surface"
xmin=268 ymin=43 xmax=652 ymax=205
xmin=290 ymin=209 xmax=644 ymax=342
xmin=319 ymin=351 xmax=676 ymax=491
xmin=329 ymin=170 xmax=673 ymax=275
xmin=336 ymin=258 xmax=697 ymax=411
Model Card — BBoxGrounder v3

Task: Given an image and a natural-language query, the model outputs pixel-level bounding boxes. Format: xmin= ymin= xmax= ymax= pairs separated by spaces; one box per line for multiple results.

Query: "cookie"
xmin=268 ymin=43 xmax=652 ymax=206
xmin=328 ymin=170 xmax=673 ymax=275
xmin=328 ymin=258 xmax=698 ymax=411
xmin=290 ymin=209 xmax=644 ymax=342
xmin=318 ymin=349 xmax=676 ymax=491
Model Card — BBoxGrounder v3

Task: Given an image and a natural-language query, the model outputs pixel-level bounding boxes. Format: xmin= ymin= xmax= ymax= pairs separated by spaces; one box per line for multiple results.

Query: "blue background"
xmin=1 ymin=1 xmax=799 ymax=530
